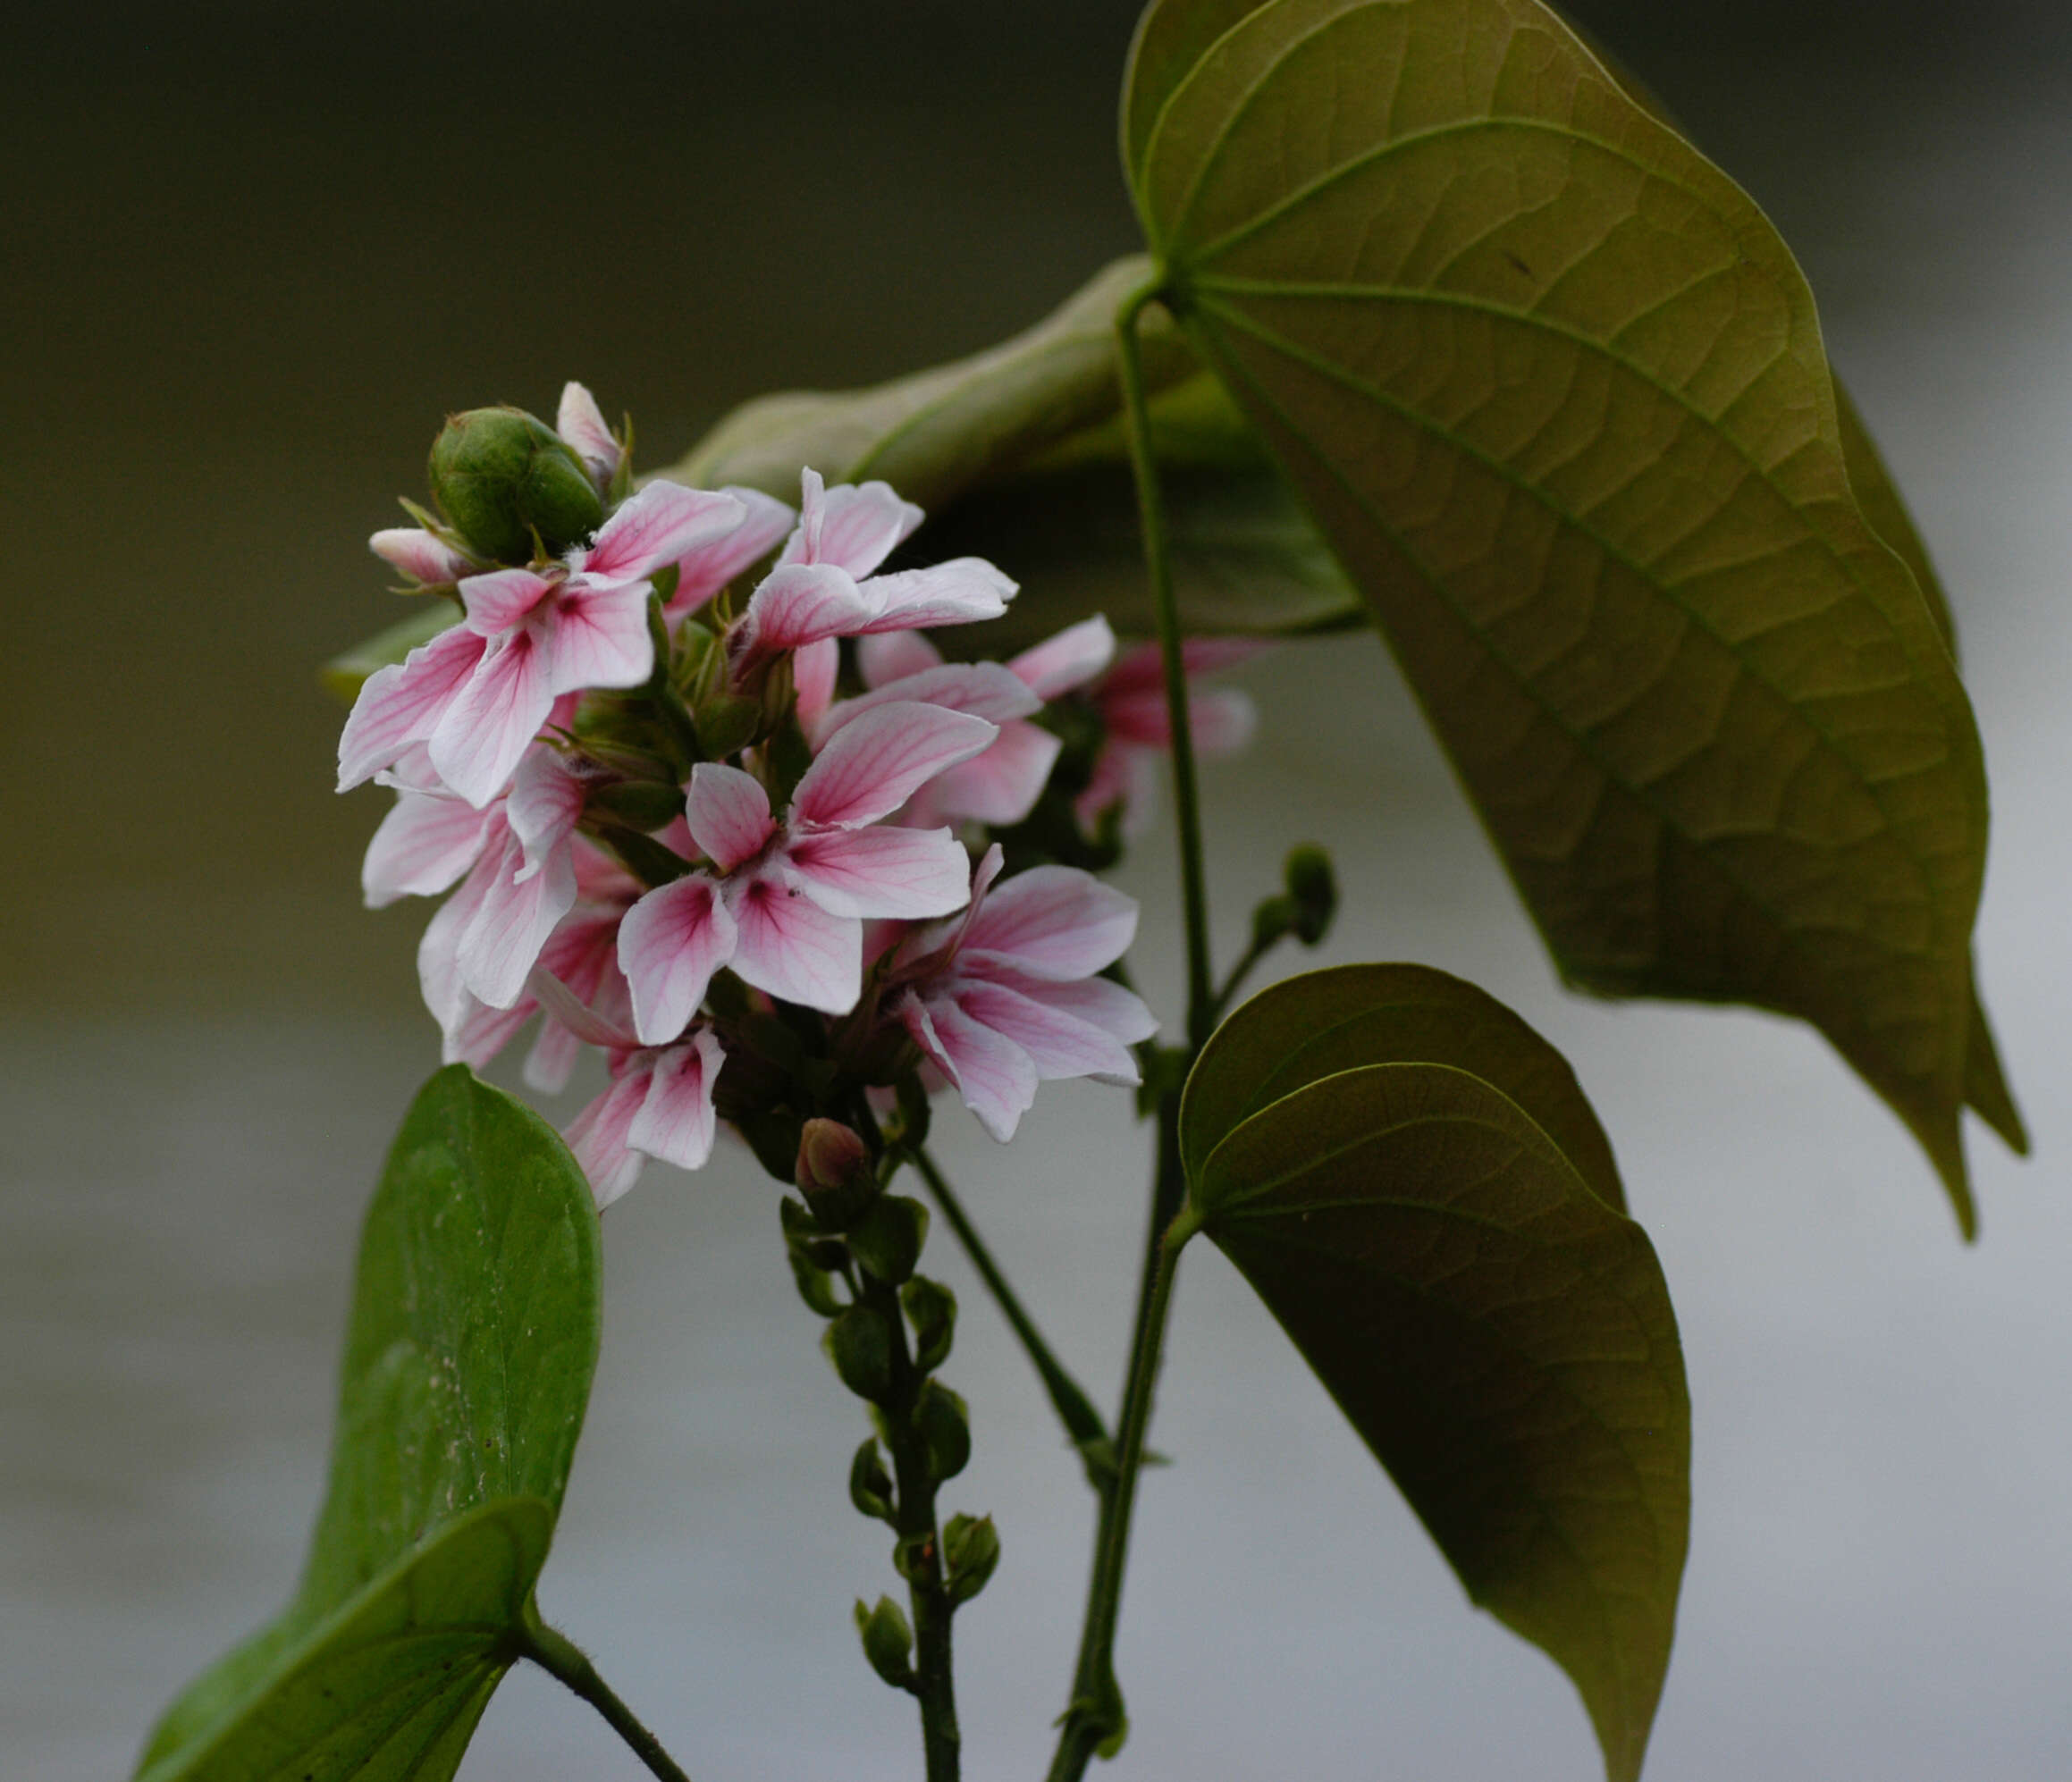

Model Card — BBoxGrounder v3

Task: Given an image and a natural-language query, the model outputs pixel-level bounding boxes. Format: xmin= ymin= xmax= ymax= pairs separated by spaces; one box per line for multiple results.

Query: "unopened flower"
xmin=889 ymin=845 xmax=1158 ymax=1140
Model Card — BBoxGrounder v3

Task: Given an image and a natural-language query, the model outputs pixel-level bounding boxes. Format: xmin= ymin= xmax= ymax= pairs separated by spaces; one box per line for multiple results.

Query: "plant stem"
xmin=1045 ymin=1100 xmax=1192 ymax=1782
xmin=859 ymin=1262 xmax=962 ymax=1781
xmin=911 ymin=1145 xmax=1111 ymax=1458
xmin=519 ymin=1620 xmax=694 ymax=1782
xmin=1115 ymin=282 xmax=1215 ymax=1052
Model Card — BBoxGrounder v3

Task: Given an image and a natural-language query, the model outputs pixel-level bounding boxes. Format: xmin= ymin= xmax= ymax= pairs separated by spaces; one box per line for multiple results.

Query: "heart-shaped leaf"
xmin=1126 ymin=0 xmax=2009 ymax=1230
xmin=135 ymin=1065 xmax=603 ymax=1781
xmin=1177 ymin=966 xmax=1689 ymax=1782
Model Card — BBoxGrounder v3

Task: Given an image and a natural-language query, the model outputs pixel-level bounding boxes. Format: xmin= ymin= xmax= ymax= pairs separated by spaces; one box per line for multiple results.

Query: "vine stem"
xmin=911 ymin=1145 xmax=1111 ymax=1457
xmin=518 ymin=1620 xmax=694 ymax=1782
xmin=1042 ymin=276 xmax=1214 ymax=1781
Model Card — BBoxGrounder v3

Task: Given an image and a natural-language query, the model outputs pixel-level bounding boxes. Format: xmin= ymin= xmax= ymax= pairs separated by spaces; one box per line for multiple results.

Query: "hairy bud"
xmin=428 ymin=407 xmax=604 ymax=564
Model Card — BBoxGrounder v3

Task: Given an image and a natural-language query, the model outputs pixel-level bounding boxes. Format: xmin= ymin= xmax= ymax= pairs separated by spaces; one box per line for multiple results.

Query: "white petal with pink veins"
xmin=726 ymin=872 xmax=861 ymax=1013
xmin=667 ymin=486 xmax=796 ymax=617
xmin=685 ymin=763 xmax=776 ymax=870
xmin=619 ymin=874 xmax=739 ymax=1045
xmin=545 ymin=575 xmax=653 ymax=692
xmin=458 ymin=832 xmax=579 ymax=1009
xmin=336 ymin=623 xmax=487 ymax=792
xmin=731 ymin=560 xmax=873 ymax=669
xmin=859 ymin=559 xmax=1015 ymax=631
xmin=627 ymin=1031 xmax=725 ymax=1172
xmin=783 ymin=825 xmax=973 ymax=920
xmin=793 ymin=636 xmax=839 ymax=731
xmin=428 ymin=629 xmax=557 ymax=807
xmin=417 ymin=853 xmax=495 ymax=1039
xmin=1009 ymin=615 xmax=1116 ymax=700
xmin=447 ymin=990 xmax=535 ymax=1072
xmin=963 ymin=864 xmax=1138 ymax=979
xmin=566 ymin=1071 xmax=652 ymax=1208
xmin=901 ymin=992 xmax=1039 ymax=1142
xmin=814 ymin=662 xmax=1040 ymax=747
xmin=506 ymin=750 xmax=588 ymax=881
xmin=857 ymin=629 xmax=944 ymax=688
xmin=459 ymin=567 xmax=556 ymax=635
xmin=783 ymin=470 xmax=922 ymax=577
xmin=557 ymin=382 xmax=621 ymax=492
xmin=582 ymin=480 xmax=745 ymax=582
xmin=925 ymin=720 xmax=1060 ymax=826
xmin=953 ymin=979 xmax=1141 ymax=1085
xmin=792 ymin=701 xmax=997 ymax=829
xmin=990 ymin=969 xmax=1160 ymax=1047
xmin=370 ymin=527 xmax=472 ymax=584
xmin=361 ymin=791 xmax=499 ymax=908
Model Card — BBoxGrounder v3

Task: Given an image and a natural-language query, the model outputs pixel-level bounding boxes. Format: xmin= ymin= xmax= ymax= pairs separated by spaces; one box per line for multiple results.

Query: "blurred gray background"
xmin=6 ymin=2 xmax=2069 ymax=1776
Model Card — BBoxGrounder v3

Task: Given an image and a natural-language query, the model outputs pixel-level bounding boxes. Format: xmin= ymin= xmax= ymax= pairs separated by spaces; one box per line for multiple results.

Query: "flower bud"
xmin=427 ymin=406 xmax=604 ymax=564
xmin=901 ymin=1275 xmax=957 ymax=1373
xmin=943 ymin=1513 xmax=1001 ymax=1606
xmin=796 ymin=1119 xmax=881 ymax=1227
xmin=914 ymin=1380 xmax=972 ymax=1483
xmin=853 ymin=1595 xmax=914 ymax=1690
xmin=1284 ymin=844 xmax=1337 ymax=946
xmin=848 ymin=1438 xmax=897 ymax=1526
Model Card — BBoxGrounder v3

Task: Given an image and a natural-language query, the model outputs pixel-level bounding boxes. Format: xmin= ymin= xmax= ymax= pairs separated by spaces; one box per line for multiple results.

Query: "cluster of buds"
xmin=337 ymin=385 xmax=1258 ymax=1205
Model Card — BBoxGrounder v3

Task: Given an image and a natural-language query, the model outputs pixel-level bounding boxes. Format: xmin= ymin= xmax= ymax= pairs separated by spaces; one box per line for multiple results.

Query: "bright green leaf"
xmin=136 ymin=1066 xmax=603 ymax=1781
xmin=320 ymin=603 xmax=454 ymax=705
xmin=665 ymin=258 xmax=1358 ymax=651
xmin=1125 ymin=0 xmax=2010 ymax=1231
xmin=1178 ymin=976 xmax=1689 ymax=1782
xmin=1183 ymin=961 xmax=1626 ymax=1210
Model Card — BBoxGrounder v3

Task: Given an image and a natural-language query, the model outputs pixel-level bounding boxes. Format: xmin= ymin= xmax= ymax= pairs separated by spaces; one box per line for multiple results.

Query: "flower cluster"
xmin=338 ymin=385 xmax=1253 ymax=1205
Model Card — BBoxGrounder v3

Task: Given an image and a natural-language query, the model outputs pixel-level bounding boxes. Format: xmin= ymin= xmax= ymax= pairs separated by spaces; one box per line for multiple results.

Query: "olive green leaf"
xmin=1177 ymin=966 xmax=1689 ymax=1782
xmin=1182 ymin=961 xmax=1626 ymax=1209
xmin=664 ymin=256 xmax=1358 ymax=651
xmin=1126 ymin=0 xmax=2009 ymax=1230
xmin=135 ymin=1066 xmax=603 ymax=1781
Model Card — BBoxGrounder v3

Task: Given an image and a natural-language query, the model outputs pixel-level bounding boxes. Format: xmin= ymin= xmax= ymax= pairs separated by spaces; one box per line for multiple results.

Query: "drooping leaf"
xmin=320 ymin=602 xmax=455 ymax=705
xmin=665 ymin=257 xmax=1359 ymax=650
xmin=136 ymin=1066 xmax=603 ymax=1781
xmin=1125 ymin=0 xmax=2009 ymax=1230
xmin=1182 ymin=961 xmax=1626 ymax=1210
xmin=1177 ymin=967 xmax=1689 ymax=1782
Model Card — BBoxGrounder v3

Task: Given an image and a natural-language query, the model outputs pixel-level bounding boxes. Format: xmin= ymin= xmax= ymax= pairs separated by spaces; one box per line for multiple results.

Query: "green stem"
xmin=1115 ymin=282 xmax=1215 ymax=1052
xmin=911 ymin=1145 xmax=1111 ymax=1460
xmin=1045 ymin=1101 xmax=1192 ymax=1781
xmin=1209 ymin=932 xmax=1274 ymax=1027
xmin=519 ymin=1621 xmax=694 ymax=1782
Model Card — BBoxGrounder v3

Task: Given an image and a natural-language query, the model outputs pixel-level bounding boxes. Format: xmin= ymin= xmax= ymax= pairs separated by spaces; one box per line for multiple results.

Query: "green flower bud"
xmin=427 ymin=406 xmax=604 ymax=564
xmin=901 ymin=1275 xmax=957 ymax=1373
xmin=848 ymin=1438 xmax=897 ymax=1526
xmin=914 ymin=1380 xmax=972 ymax=1484
xmin=824 ymin=1303 xmax=895 ymax=1402
xmin=1284 ymin=844 xmax=1337 ymax=946
xmin=853 ymin=1595 xmax=914 ymax=1690
xmin=795 ymin=1119 xmax=882 ymax=1228
xmin=942 ymin=1513 xmax=1001 ymax=1606
xmin=848 ymin=1195 xmax=930 ymax=1286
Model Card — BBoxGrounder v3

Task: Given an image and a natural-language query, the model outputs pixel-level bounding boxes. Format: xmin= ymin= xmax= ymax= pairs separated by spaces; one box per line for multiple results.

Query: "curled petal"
xmin=619 ymin=874 xmax=739 ymax=1046
xmin=336 ymin=623 xmax=486 ymax=792
xmin=1009 ymin=616 xmax=1116 ymax=700
xmin=666 ymin=486 xmax=796 ymax=617
xmin=362 ymin=790 xmax=499 ymax=909
xmin=566 ymin=1071 xmax=652 ymax=1209
xmin=583 ymin=480 xmax=745 ymax=582
xmin=784 ymin=825 xmax=973 ymax=920
xmin=529 ymin=961 xmax=639 ymax=1051
xmin=952 ymin=979 xmax=1140 ymax=1087
xmin=856 ymin=558 xmax=1015 ymax=632
xmin=371 ymin=527 xmax=472 ymax=584
xmin=627 ymin=1031 xmax=725 ymax=1173
xmin=901 ymin=991 xmax=1038 ymax=1143
xmin=427 ymin=629 xmax=556 ymax=808
xmin=726 ymin=871 xmax=861 ymax=1013
xmin=685 ymin=762 xmax=776 ymax=870
xmin=963 ymin=865 xmax=1138 ymax=979
xmin=731 ymin=559 xmax=873 ymax=670
xmin=526 ymin=912 xmax=627 ymax=1093
xmin=857 ymin=629 xmax=944 ymax=688
xmin=557 ymin=382 xmax=621 ymax=492
xmin=784 ymin=470 xmax=922 ymax=578
xmin=791 ymin=701 xmax=997 ymax=829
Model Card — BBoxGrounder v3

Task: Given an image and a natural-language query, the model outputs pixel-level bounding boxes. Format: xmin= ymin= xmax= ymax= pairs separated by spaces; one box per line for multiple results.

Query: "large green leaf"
xmin=1177 ymin=967 xmax=1689 ymax=1782
xmin=1124 ymin=0 xmax=2008 ymax=1231
xmin=664 ymin=256 xmax=1359 ymax=651
xmin=136 ymin=1066 xmax=603 ymax=1781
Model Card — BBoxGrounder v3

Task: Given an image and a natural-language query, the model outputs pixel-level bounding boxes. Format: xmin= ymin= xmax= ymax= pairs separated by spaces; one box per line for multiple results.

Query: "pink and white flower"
xmin=340 ymin=478 xmax=753 ymax=808
xmin=619 ymin=701 xmax=998 ymax=1033
xmin=888 ymin=845 xmax=1158 ymax=1140
xmin=727 ymin=469 xmax=1015 ymax=685
xmin=1076 ymin=636 xmax=1259 ymax=836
